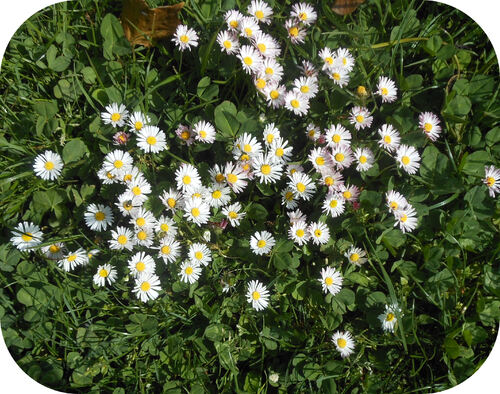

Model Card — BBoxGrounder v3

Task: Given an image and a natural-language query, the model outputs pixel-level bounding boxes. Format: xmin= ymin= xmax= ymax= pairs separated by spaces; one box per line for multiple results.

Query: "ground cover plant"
xmin=0 ymin=0 xmax=499 ymax=392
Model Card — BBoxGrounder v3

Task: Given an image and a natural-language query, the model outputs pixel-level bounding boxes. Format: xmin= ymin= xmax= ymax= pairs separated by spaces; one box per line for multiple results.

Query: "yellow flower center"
xmin=486 ymin=176 xmax=495 ymax=187
xmin=49 ymin=245 xmax=60 ymax=253
xmin=183 ymin=175 xmax=191 ymax=185
xmin=290 ymin=169 xmax=297 ymax=175
xmin=285 ymin=191 xmax=294 ymax=201
xmin=140 ymin=282 xmax=151 ymax=291
xmin=227 ymin=173 xmax=237 ymax=184
xmin=134 ymin=121 xmax=143 ymax=130
xmin=185 ymin=266 xmax=193 ymax=275
xmin=194 ymin=251 xmax=203 ymax=260
xmin=123 ymin=202 xmax=133 ymax=210
xmin=244 ymin=56 xmax=253 ymax=65
xmin=274 ymin=148 xmax=283 ymax=158
xmin=343 ymin=191 xmax=352 ymax=199
xmin=308 ymin=129 xmax=315 ymax=137
xmin=342 ymin=58 xmax=347 ymax=65
xmin=350 ymin=253 xmax=360 ymax=262
xmin=356 ymin=115 xmax=364 ymax=123
xmin=244 ymin=28 xmax=253 ymax=37
xmin=315 ymin=157 xmax=325 ymax=166
xmin=386 ymin=313 xmax=395 ymax=322
xmin=297 ymin=182 xmax=306 ymax=193
xmin=107 ymin=172 xmax=115 ymax=179
xmin=314 ymin=229 xmax=322 ymax=237
xmin=223 ymin=40 xmax=232 ymax=49
xmin=212 ymin=190 xmax=222 ymax=199
xmin=261 ymin=164 xmax=271 ymax=175
xmin=160 ymin=223 xmax=169 ymax=232
xmin=99 ymin=268 xmax=108 ymax=277
xmin=357 ymin=85 xmax=367 ymax=95
xmin=111 ymin=113 xmax=121 ymax=122
xmin=230 ymin=20 xmax=238 ymax=28
xmin=390 ymin=201 xmax=398 ymax=210
xmin=325 ymin=176 xmax=334 ymax=186
xmin=290 ymin=99 xmax=300 ymax=108
xmin=229 ymin=211 xmax=238 ymax=219
xmin=191 ymin=208 xmax=200 ymax=217
xmin=325 ymin=57 xmax=333 ymax=65
xmin=330 ymin=200 xmax=338 ymax=208
xmin=136 ymin=262 xmax=146 ymax=272
xmin=124 ymin=174 xmax=133 ymax=182
xmin=325 ymin=277 xmax=333 ymax=286
xmin=117 ymin=235 xmax=127 ymax=245
xmin=256 ymin=78 xmax=266 ymax=89
xmin=359 ymin=155 xmax=367 ymax=164
xmin=180 ymin=130 xmax=190 ymax=140
xmin=266 ymin=135 xmax=274 ymax=145
xmin=67 ymin=254 xmax=77 ymax=262
xmin=270 ymin=90 xmax=280 ymax=99
xmin=424 ymin=122 xmax=433 ymax=132
xmin=44 ymin=161 xmax=55 ymax=170
xmin=95 ymin=211 xmax=106 ymax=221
xmin=337 ymin=338 xmax=347 ymax=348
xmin=384 ymin=135 xmax=392 ymax=144
xmin=335 ymin=153 xmax=345 ymax=162
xmin=299 ymin=12 xmax=307 ymax=20
xmin=289 ymin=27 xmax=299 ymax=37
xmin=21 ymin=233 xmax=33 ymax=242
xmin=243 ymin=144 xmax=252 ymax=153
xmin=333 ymin=72 xmax=340 ymax=81
xmin=333 ymin=134 xmax=341 ymax=143
xmin=146 ymin=136 xmax=157 ymax=145
xmin=300 ymin=85 xmax=310 ymax=93
xmin=132 ymin=186 xmax=141 ymax=195
xmin=296 ymin=229 xmax=304 ymax=237
xmin=401 ymin=156 xmax=410 ymax=165
xmin=257 ymin=240 xmax=267 ymax=248
xmin=400 ymin=214 xmax=408 ymax=223
xmin=215 ymin=173 xmax=225 ymax=183
xmin=199 ymin=130 xmax=207 ymax=139
xmin=265 ymin=67 xmax=274 ymax=75
xmin=161 ymin=245 xmax=171 ymax=255
xmin=137 ymin=231 xmax=147 ymax=240
xmin=167 ymin=198 xmax=176 ymax=208
xmin=255 ymin=10 xmax=264 ymax=19
xmin=252 ymin=291 xmax=261 ymax=300
xmin=114 ymin=160 xmax=123 ymax=168
xmin=257 ymin=43 xmax=266 ymax=53
xmin=381 ymin=87 xmax=388 ymax=95
xmin=180 ymin=35 xmax=189 ymax=43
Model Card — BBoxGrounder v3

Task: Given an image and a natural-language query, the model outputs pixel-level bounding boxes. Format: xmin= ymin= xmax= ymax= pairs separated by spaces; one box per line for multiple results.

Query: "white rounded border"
xmin=0 ymin=0 xmax=498 ymax=392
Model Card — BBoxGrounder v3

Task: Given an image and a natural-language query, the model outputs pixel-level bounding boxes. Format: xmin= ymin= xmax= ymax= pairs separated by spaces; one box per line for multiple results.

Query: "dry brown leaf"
xmin=332 ymin=0 xmax=365 ymax=15
xmin=121 ymin=0 xmax=184 ymax=47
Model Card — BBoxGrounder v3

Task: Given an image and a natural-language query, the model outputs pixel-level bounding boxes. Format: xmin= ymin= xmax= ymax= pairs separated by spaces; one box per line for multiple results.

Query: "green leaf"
xmin=214 ymin=101 xmax=240 ymax=138
xmin=247 ymin=202 xmax=268 ymax=222
xmin=63 ymin=138 xmax=88 ymax=163
xmin=445 ymin=95 xmax=471 ymax=116
xmin=100 ymin=13 xmax=131 ymax=60
xmin=34 ymin=100 xmax=58 ymax=119
xmin=382 ymin=229 xmax=406 ymax=249
xmin=424 ymin=35 xmax=442 ymax=55
xmin=32 ymin=189 xmax=65 ymax=214
xmin=444 ymin=336 xmax=461 ymax=359
xmin=461 ymin=150 xmax=492 ymax=176
xmin=81 ymin=66 xmax=97 ymax=84
xmin=197 ymin=76 xmax=219 ymax=101
xmin=204 ymin=324 xmax=231 ymax=342
xmin=485 ymin=127 xmax=500 ymax=147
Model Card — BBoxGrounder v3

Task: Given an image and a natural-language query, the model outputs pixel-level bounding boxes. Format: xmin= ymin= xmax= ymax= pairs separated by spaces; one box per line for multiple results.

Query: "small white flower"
xmin=328 ymin=67 xmax=350 ymax=88
xmin=136 ymin=125 xmax=167 ymax=153
xmin=160 ymin=188 xmax=184 ymax=212
xmin=103 ymin=150 xmax=133 ymax=177
xmin=193 ymin=120 xmax=216 ymax=144
xmin=224 ymin=9 xmax=243 ymax=30
xmin=246 ymin=280 xmax=270 ymax=311
xmin=184 ymin=197 xmax=210 ymax=226
xmin=354 ymin=147 xmax=375 ymax=172
xmin=260 ymin=58 xmax=284 ymax=83
xmin=58 ymin=248 xmax=88 ymax=272
xmin=394 ymin=205 xmax=418 ymax=233
xmin=285 ymin=19 xmax=306 ymax=44
xmin=332 ymin=331 xmax=355 ymax=358
xmin=288 ymin=209 xmax=307 ymax=225
xmin=10 ymin=222 xmax=43 ymax=251
xmin=206 ymin=184 xmax=231 ymax=208
xmin=418 ymin=112 xmax=442 ymax=141
xmin=175 ymin=163 xmax=202 ymax=193
xmin=293 ymin=76 xmax=318 ymax=99
xmin=309 ymin=147 xmax=332 ymax=172
xmin=322 ymin=193 xmax=346 ymax=218
xmin=289 ymin=220 xmax=310 ymax=246
xmin=172 ymin=24 xmax=199 ymax=51
xmin=325 ymin=124 xmax=351 ymax=148
xmin=320 ymin=169 xmax=344 ymax=189
xmin=224 ymin=162 xmax=249 ymax=193
xmin=376 ymin=76 xmax=398 ymax=103
xmin=291 ymin=2 xmax=317 ymax=25
xmin=248 ymin=0 xmax=273 ymax=24
xmin=378 ymin=303 xmax=402 ymax=333
xmin=396 ymin=145 xmax=421 ymax=175
xmin=284 ymin=90 xmax=309 ymax=116
xmin=319 ymin=48 xmax=336 ymax=71
xmin=101 ymin=103 xmax=128 ymax=128
xmin=334 ymin=48 xmax=355 ymax=72
xmin=222 ymin=202 xmax=246 ymax=227
xmin=239 ymin=16 xmax=261 ymax=39
xmin=157 ymin=237 xmax=182 ymax=264
xmin=93 ymin=264 xmax=117 ymax=286
xmin=84 ymin=203 xmax=114 ymax=231
xmin=305 ymin=123 xmax=321 ymax=141
xmin=281 ymin=187 xmax=299 ymax=210
xmin=41 ymin=242 xmax=65 ymax=260
xmin=155 ymin=215 xmax=178 ymax=239
xmin=250 ymin=231 xmax=275 ymax=255
xmin=299 ymin=59 xmax=318 ymax=78
xmin=233 ymin=132 xmax=263 ymax=160
xmin=263 ymin=83 xmax=286 ymax=108
xmin=130 ymin=207 xmax=157 ymax=229
xmin=128 ymin=252 xmax=156 ymax=277
xmin=109 ymin=226 xmax=134 ymax=251
xmin=133 ymin=227 xmax=155 ymax=248
xmin=349 ymin=106 xmax=373 ymax=130
xmin=386 ymin=190 xmax=408 ymax=213
xmin=133 ymin=272 xmax=162 ymax=302
xmin=252 ymin=31 xmax=280 ymax=58
xmin=331 ymin=144 xmax=354 ymax=170
xmin=377 ymin=124 xmax=401 ymax=153
xmin=345 ymin=246 xmax=367 ymax=266
xmin=484 ymin=165 xmax=500 ymax=197
xmin=339 ymin=184 xmax=360 ymax=202
xmin=127 ymin=111 xmax=150 ymax=133
xmin=123 ymin=176 xmax=152 ymax=205
xmin=263 ymin=123 xmax=280 ymax=145
xmin=33 ymin=150 xmax=64 ymax=180
xmin=238 ymin=45 xmax=263 ymax=74
xmin=252 ymin=153 xmax=283 ymax=184
xmin=188 ymin=243 xmax=212 ymax=266
xmin=116 ymin=193 xmax=141 ymax=217
xmin=289 ymin=172 xmax=316 ymax=201
xmin=180 ymin=260 xmax=202 ymax=284
xmin=309 ymin=221 xmax=330 ymax=245
xmin=319 ymin=266 xmax=343 ymax=295
xmin=217 ymin=30 xmax=240 ymax=54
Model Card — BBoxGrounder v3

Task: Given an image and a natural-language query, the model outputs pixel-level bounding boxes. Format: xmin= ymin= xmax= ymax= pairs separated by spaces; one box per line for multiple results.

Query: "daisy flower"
xmin=129 ymin=207 xmax=156 ymax=229
xmin=93 ymin=264 xmax=117 ymax=287
xmin=180 ymin=260 xmax=202 ymax=284
xmin=222 ymin=202 xmax=246 ymax=227
xmin=345 ymin=246 xmax=367 ymax=266
xmin=386 ymin=190 xmax=408 ymax=213
xmin=331 ymin=144 xmax=354 ymax=170
xmin=136 ymin=125 xmax=167 ymax=153
xmin=113 ymin=131 xmax=130 ymax=146
xmin=322 ymin=193 xmax=346 ymax=217
xmin=234 ymin=132 xmax=263 ymax=159
xmin=484 ymin=165 xmax=500 ymax=197
xmin=206 ymin=184 xmax=231 ymax=208
xmin=124 ymin=176 xmax=152 ymax=205
xmin=128 ymin=252 xmax=156 ymax=277
xmin=239 ymin=16 xmax=261 ymax=39
xmin=261 ymin=58 xmax=284 ymax=83
xmin=101 ymin=103 xmax=128 ymax=128
xmin=155 ymin=215 xmax=177 ymax=239
xmin=288 ymin=209 xmax=307 ymax=225
xmin=238 ymin=45 xmax=263 ymax=74
xmin=116 ymin=193 xmax=141 ymax=217
xmin=309 ymin=147 xmax=332 ymax=172
xmin=418 ymin=112 xmax=442 ymax=141
xmin=299 ymin=59 xmax=318 ymax=78
xmin=318 ymin=48 xmax=335 ymax=71
xmin=396 ymin=145 xmax=421 ymax=175
xmin=41 ymin=242 xmax=65 ymax=260
xmin=224 ymin=9 xmax=243 ymax=30
xmin=248 ymin=0 xmax=273 ymax=24
xmin=217 ymin=30 xmax=239 ymax=54
xmin=394 ymin=205 xmax=418 ymax=233
xmin=320 ymin=169 xmax=344 ymax=189
xmin=160 ymin=188 xmax=184 ymax=212
xmin=157 ymin=237 xmax=181 ymax=264
xmin=263 ymin=83 xmax=286 ymax=108
xmin=120 ymin=166 xmax=143 ymax=185
xmin=33 ymin=150 xmax=63 ymax=180
xmin=184 ymin=197 xmax=210 ymax=226
xmin=109 ymin=226 xmax=134 ymax=251
xmin=291 ymin=2 xmax=317 ymax=25
xmin=354 ymin=147 xmax=375 ymax=172
xmin=281 ymin=187 xmax=299 ymax=210
xmin=289 ymin=220 xmax=310 ymax=246
xmin=10 ymin=222 xmax=43 ymax=251
xmin=293 ymin=76 xmax=318 ymax=99
xmin=285 ymin=19 xmax=306 ymax=44
xmin=325 ymin=124 xmax=351 ymax=148
xmin=208 ymin=164 xmax=227 ymax=185
xmin=286 ymin=164 xmax=304 ymax=177
xmin=224 ymin=162 xmax=249 ymax=193
xmin=175 ymin=124 xmax=195 ymax=146
xmin=332 ymin=331 xmax=355 ymax=358
xmin=377 ymin=124 xmax=401 ymax=153
xmin=328 ymin=68 xmax=350 ymax=88
xmin=289 ymin=171 xmax=316 ymax=201
xmin=263 ymin=123 xmax=280 ymax=145
xmin=252 ymin=153 xmax=283 ymax=184
xmin=84 ymin=204 xmax=113 ymax=232
xmin=309 ymin=221 xmax=330 ymax=245
xmin=357 ymin=85 xmax=369 ymax=97
xmin=250 ymin=231 xmax=275 ymax=255
xmin=97 ymin=167 xmax=119 ymax=184
xmin=334 ymin=48 xmax=355 ymax=72
xmin=103 ymin=150 xmax=133 ymax=177
xmin=58 ymin=248 xmax=87 ymax=272
xmin=306 ymin=123 xmax=321 ymax=141
xmin=339 ymin=184 xmax=360 ymax=202
xmin=172 ymin=24 xmax=199 ymax=51
xmin=376 ymin=76 xmax=398 ymax=103
xmin=247 ymin=280 xmax=270 ymax=311
xmin=176 ymin=163 xmax=202 ymax=192
xmin=87 ymin=249 xmax=100 ymax=261
xmin=284 ymin=90 xmax=309 ymax=116
xmin=319 ymin=266 xmax=343 ymax=295
xmin=188 ymin=243 xmax=212 ymax=266
xmin=127 ymin=111 xmax=150 ymax=133
xmin=133 ymin=272 xmax=162 ymax=302
xmin=252 ymin=31 xmax=280 ymax=58
xmin=349 ymin=106 xmax=373 ymax=130
xmin=379 ymin=303 xmax=402 ymax=333
xmin=133 ymin=227 xmax=154 ymax=248
xmin=193 ymin=120 xmax=216 ymax=144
